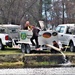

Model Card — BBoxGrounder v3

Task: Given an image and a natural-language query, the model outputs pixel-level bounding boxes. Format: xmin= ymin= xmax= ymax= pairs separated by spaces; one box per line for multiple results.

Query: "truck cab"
xmin=56 ymin=24 xmax=75 ymax=52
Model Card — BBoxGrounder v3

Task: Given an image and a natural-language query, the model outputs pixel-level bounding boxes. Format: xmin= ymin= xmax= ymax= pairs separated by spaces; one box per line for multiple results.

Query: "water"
xmin=59 ymin=51 xmax=72 ymax=66
xmin=60 ymin=51 xmax=67 ymax=62
xmin=46 ymin=44 xmax=71 ymax=65
xmin=0 ymin=68 xmax=75 ymax=75
xmin=60 ymin=61 xmax=72 ymax=66
xmin=60 ymin=51 xmax=66 ymax=58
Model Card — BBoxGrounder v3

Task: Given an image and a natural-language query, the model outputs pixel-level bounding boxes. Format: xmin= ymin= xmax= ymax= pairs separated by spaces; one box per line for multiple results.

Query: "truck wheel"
xmin=0 ymin=41 xmax=4 ymax=50
xmin=25 ymin=44 xmax=31 ymax=54
xmin=21 ymin=44 xmax=25 ymax=53
xmin=69 ymin=42 xmax=74 ymax=52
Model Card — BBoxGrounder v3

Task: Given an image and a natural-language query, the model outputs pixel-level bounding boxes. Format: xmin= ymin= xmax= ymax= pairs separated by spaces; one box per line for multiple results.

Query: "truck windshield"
xmin=56 ymin=26 xmax=65 ymax=33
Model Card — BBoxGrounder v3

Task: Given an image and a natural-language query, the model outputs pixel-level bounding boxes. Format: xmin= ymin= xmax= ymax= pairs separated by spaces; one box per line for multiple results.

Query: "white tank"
xmin=38 ymin=30 xmax=58 ymax=45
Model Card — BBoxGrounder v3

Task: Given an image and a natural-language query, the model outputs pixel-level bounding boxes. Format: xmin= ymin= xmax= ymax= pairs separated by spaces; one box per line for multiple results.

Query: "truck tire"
xmin=21 ymin=43 xmax=25 ymax=53
xmin=0 ymin=41 xmax=4 ymax=50
xmin=25 ymin=44 xmax=31 ymax=54
xmin=69 ymin=42 xmax=75 ymax=52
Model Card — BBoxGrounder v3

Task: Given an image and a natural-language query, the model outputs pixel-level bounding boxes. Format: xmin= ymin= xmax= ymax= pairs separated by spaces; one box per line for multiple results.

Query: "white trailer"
xmin=17 ymin=29 xmax=58 ymax=53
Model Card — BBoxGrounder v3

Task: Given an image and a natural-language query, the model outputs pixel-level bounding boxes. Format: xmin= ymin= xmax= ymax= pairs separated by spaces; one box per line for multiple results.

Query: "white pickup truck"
xmin=0 ymin=33 xmax=12 ymax=50
xmin=56 ymin=24 xmax=75 ymax=52
xmin=0 ymin=24 xmax=21 ymax=50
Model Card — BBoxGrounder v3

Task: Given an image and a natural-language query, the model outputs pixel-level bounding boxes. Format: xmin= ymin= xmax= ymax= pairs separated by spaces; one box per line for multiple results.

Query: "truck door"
xmin=56 ymin=25 xmax=66 ymax=44
xmin=63 ymin=26 xmax=71 ymax=45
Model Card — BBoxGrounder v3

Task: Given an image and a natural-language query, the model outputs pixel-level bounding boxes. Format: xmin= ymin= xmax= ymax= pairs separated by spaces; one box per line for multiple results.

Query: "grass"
xmin=0 ymin=47 xmax=21 ymax=54
xmin=35 ymin=61 xmax=58 ymax=65
xmin=0 ymin=48 xmax=75 ymax=68
xmin=0 ymin=61 xmax=24 ymax=68
xmin=64 ymin=52 xmax=75 ymax=55
xmin=24 ymin=61 xmax=59 ymax=67
xmin=0 ymin=47 xmax=75 ymax=55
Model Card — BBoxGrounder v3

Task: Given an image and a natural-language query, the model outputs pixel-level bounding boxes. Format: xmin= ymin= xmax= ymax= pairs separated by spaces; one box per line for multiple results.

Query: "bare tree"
xmin=0 ymin=0 xmax=42 ymax=28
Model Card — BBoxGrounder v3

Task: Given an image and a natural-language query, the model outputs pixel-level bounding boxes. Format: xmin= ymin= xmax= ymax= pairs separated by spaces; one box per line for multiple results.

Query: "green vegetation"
xmin=25 ymin=61 xmax=58 ymax=66
xmin=0 ymin=47 xmax=75 ymax=55
xmin=0 ymin=48 xmax=75 ymax=68
xmin=0 ymin=47 xmax=21 ymax=54
xmin=0 ymin=61 xmax=24 ymax=68
xmin=64 ymin=52 xmax=75 ymax=55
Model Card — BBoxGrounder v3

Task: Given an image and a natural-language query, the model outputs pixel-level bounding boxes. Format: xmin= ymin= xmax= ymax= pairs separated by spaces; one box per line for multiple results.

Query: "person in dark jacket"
xmin=30 ymin=26 xmax=40 ymax=48
xmin=51 ymin=40 xmax=59 ymax=53
xmin=24 ymin=21 xmax=40 ymax=48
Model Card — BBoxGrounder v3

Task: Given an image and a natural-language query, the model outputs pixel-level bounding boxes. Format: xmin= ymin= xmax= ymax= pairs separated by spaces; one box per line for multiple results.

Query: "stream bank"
xmin=0 ymin=54 xmax=75 ymax=68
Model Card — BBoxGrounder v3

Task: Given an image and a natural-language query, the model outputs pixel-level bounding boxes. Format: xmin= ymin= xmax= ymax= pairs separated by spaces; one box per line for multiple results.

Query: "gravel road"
xmin=0 ymin=67 xmax=75 ymax=75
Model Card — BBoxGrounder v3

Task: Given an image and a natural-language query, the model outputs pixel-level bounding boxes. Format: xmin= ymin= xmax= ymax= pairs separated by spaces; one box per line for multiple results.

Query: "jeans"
xmin=30 ymin=36 xmax=39 ymax=48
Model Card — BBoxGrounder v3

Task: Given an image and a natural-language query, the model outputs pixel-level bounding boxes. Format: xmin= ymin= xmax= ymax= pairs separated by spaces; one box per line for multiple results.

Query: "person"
xmin=30 ymin=26 xmax=40 ymax=48
xmin=51 ymin=40 xmax=59 ymax=53
xmin=24 ymin=21 xmax=31 ymax=30
xmin=24 ymin=21 xmax=40 ymax=48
